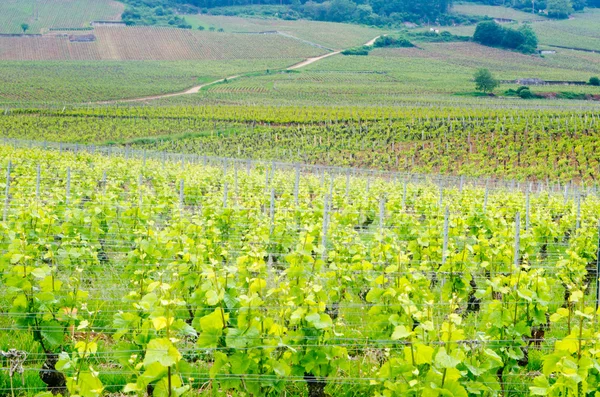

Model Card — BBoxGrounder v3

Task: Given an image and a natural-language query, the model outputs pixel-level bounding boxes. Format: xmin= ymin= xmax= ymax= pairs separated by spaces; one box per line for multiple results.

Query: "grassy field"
xmin=0 ymin=59 xmax=300 ymax=103
xmin=0 ymin=0 xmax=123 ymax=34
xmin=533 ymin=9 xmax=600 ymax=52
xmin=452 ymin=3 xmax=547 ymax=21
xmin=183 ymin=14 xmax=388 ymax=49
xmin=436 ymin=7 xmax=600 ymax=52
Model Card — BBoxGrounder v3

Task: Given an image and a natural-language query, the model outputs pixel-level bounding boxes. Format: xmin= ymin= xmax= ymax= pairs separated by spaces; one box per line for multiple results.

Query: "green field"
xmin=0 ymin=59 xmax=303 ymax=104
xmin=533 ymin=9 xmax=600 ymax=52
xmin=435 ymin=7 xmax=600 ymax=52
xmin=183 ymin=14 xmax=389 ymax=49
xmin=452 ymin=3 xmax=547 ymax=21
xmin=0 ymin=0 xmax=123 ymax=34
xmin=148 ymin=41 xmax=600 ymax=107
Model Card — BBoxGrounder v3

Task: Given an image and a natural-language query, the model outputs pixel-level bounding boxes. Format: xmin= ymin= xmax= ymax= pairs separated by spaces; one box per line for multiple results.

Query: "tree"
xmin=21 ymin=23 xmax=29 ymax=33
xmin=473 ymin=21 xmax=505 ymax=46
xmin=589 ymin=77 xmax=600 ymax=86
xmin=326 ymin=0 xmax=357 ymax=22
xmin=517 ymin=24 xmax=538 ymax=53
xmin=474 ymin=69 xmax=499 ymax=93
xmin=546 ymin=0 xmax=573 ymax=18
xmin=501 ymin=28 xmax=526 ymax=49
xmin=571 ymin=0 xmax=586 ymax=10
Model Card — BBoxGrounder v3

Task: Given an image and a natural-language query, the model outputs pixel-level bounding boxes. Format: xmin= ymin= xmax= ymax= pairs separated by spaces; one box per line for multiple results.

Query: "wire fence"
xmin=1 ymin=137 xmax=600 ymax=395
xmin=2 ymin=137 xmax=596 ymax=197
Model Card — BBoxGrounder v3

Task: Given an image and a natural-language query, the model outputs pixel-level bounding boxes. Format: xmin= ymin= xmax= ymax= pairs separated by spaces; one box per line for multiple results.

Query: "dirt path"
xmin=286 ymin=51 xmax=341 ymax=70
xmin=97 ymin=35 xmax=383 ymax=104
xmin=96 ymin=75 xmax=241 ymax=104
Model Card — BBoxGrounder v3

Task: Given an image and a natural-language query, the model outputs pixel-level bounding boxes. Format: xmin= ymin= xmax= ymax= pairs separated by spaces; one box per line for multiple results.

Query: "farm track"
xmin=98 ymin=35 xmax=383 ymax=104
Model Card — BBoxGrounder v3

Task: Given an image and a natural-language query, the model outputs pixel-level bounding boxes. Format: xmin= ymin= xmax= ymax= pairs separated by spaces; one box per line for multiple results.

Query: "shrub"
xmin=589 ymin=77 xmax=600 ymax=86
xmin=557 ymin=91 xmax=587 ymax=100
xmin=410 ymin=31 xmax=470 ymax=43
xmin=519 ymin=88 xmax=535 ymax=99
xmin=341 ymin=46 xmax=371 ymax=55
xmin=373 ymin=35 xmax=414 ymax=48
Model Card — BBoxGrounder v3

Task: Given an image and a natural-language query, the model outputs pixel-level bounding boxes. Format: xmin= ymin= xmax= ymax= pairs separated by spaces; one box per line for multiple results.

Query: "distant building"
xmin=516 ymin=78 xmax=546 ymax=85
xmin=91 ymin=21 xmax=126 ymax=27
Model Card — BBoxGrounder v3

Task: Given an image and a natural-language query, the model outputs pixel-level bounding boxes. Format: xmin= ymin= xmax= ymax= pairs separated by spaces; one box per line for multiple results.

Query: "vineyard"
xmin=0 ymin=27 xmax=326 ymax=61
xmin=431 ymin=7 xmax=600 ymax=53
xmin=1 ymin=139 xmax=600 ymax=397
xmin=154 ymin=42 xmax=600 ymax=107
xmin=1 ymin=2 xmax=600 ymax=395
xmin=532 ymin=9 xmax=600 ymax=53
xmin=0 ymin=60 xmax=298 ymax=103
xmin=1 ymin=105 xmax=600 ymax=182
xmin=0 ymin=0 xmax=123 ymax=34
xmin=181 ymin=14 xmax=388 ymax=50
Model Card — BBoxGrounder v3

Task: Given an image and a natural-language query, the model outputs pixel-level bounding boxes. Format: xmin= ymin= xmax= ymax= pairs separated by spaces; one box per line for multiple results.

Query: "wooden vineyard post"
xmin=139 ymin=174 xmax=144 ymax=209
xmin=596 ymin=220 xmax=600 ymax=312
xmin=294 ymin=165 xmax=300 ymax=205
xmin=321 ymin=195 xmax=329 ymax=261
xmin=179 ymin=179 xmax=184 ymax=212
xmin=65 ymin=167 xmax=71 ymax=205
xmin=269 ymin=189 xmax=275 ymax=236
xmin=442 ymin=207 xmax=449 ymax=266
xmin=514 ymin=212 xmax=521 ymax=268
xmin=102 ymin=170 xmax=107 ymax=196
xmin=234 ymin=161 xmax=239 ymax=206
xmin=36 ymin=164 xmax=40 ymax=201
xmin=264 ymin=167 xmax=269 ymax=194
xmin=402 ymin=179 xmax=407 ymax=210
xmin=379 ymin=196 xmax=386 ymax=231
xmin=576 ymin=193 xmax=581 ymax=230
xmin=223 ymin=183 xmax=228 ymax=209
xmin=342 ymin=171 xmax=348 ymax=200
xmin=440 ymin=207 xmax=450 ymax=294
xmin=483 ymin=182 xmax=489 ymax=213
xmin=526 ymin=188 xmax=530 ymax=231
xmin=3 ymin=161 xmax=11 ymax=222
